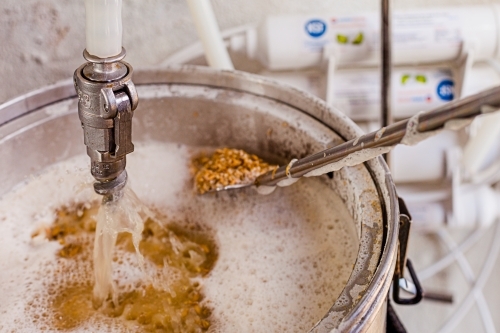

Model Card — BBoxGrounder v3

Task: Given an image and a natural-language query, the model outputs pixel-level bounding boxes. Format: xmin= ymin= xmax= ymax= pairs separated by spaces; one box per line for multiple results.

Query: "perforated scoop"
xmin=198 ymin=85 xmax=500 ymax=194
xmin=193 ymin=148 xmax=277 ymax=194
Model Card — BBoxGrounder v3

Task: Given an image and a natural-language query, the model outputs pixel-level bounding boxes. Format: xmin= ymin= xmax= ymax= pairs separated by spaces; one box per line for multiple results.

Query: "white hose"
xmin=417 ymin=227 xmax=484 ymax=281
xmin=84 ymin=0 xmax=123 ymax=58
xmin=437 ymin=229 xmax=497 ymax=333
xmin=437 ymin=221 xmax=500 ymax=333
xmin=159 ymin=24 xmax=256 ymax=67
xmin=185 ymin=0 xmax=234 ymax=69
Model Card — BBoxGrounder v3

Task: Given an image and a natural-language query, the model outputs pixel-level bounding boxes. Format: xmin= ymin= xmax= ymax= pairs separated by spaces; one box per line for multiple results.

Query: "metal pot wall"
xmin=0 ymin=66 xmax=399 ymax=332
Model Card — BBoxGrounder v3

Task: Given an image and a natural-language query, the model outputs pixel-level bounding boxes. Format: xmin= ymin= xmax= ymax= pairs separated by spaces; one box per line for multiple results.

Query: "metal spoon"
xmin=208 ymin=85 xmax=500 ymax=193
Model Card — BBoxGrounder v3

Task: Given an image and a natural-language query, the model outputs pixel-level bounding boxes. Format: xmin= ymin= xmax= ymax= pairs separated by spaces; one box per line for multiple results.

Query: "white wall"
xmin=1 ymin=0 xmax=499 ymax=103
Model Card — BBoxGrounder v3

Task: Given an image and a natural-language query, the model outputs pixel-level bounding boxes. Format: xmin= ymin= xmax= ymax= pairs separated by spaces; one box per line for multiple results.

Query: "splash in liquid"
xmin=93 ymin=186 xmax=150 ymax=307
xmin=29 ymin=200 xmax=217 ymax=331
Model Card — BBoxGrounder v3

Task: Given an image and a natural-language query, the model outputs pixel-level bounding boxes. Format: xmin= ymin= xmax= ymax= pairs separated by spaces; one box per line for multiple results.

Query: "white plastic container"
xmin=331 ymin=67 xmax=454 ymax=120
xmin=260 ymin=67 xmax=454 ymax=120
xmin=254 ymin=6 xmax=500 ymax=70
xmin=261 ymin=62 xmax=500 ymax=121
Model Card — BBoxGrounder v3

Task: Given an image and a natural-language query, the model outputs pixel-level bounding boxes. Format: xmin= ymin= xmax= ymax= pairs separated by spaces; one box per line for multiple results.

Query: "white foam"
xmin=444 ymin=118 xmax=473 ymax=131
xmin=0 ymin=155 xmax=99 ymax=332
xmin=255 ymin=185 xmax=276 ymax=195
xmin=0 ymin=141 xmax=359 ymax=332
xmin=401 ymin=111 xmax=473 ymax=146
xmin=303 ymin=146 xmax=392 ymax=178
xmin=276 ymin=177 xmax=300 ymax=187
xmin=401 ymin=112 xmax=438 ymax=146
xmin=277 ymin=158 xmax=300 ymax=187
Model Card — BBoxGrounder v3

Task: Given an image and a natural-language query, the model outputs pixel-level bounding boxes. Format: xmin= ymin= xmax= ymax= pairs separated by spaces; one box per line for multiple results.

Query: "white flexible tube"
xmin=437 ymin=221 xmax=500 ymax=333
xmin=185 ymin=0 xmax=234 ymax=70
xmin=84 ymin=0 xmax=123 ymax=58
xmin=159 ymin=24 xmax=256 ymax=67
xmin=437 ymin=230 xmax=497 ymax=333
xmin=438 ymin=230 xmax=496 ymax=333
xmin=418 ymin=227 xmax=484 ymax=281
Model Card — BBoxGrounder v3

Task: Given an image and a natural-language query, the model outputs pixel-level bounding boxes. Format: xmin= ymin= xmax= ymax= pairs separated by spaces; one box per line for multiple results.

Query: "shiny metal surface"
xmin=255 ymin=85 xmax=500 ymax=187
xmin=0 ymin=66 xmax=399 ymax=333
xmin=73 ymin=48 xmax=138 ymax=188
xmin=94 ymin=169 xmax=128 ymax=200
xmin=83 ymin=47 xmax=127 ymax=64
xmin=381 ymin=0 xmax=392 ymax=165
xmin=381 ymin=0 xmax=392 ymax=129
xmin=0 ymin=80 xmax=75 ymax=126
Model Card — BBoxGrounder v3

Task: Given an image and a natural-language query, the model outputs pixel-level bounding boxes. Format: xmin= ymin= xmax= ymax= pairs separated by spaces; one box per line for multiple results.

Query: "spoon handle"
xmin=255 ymin=85 xmax=500 ymax=187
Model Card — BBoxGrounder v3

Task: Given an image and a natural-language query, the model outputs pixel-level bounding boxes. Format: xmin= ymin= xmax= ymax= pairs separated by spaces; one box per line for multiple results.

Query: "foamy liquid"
xmin=93 ymin=187 xmax=150 ymax=307
xmin=0 ymin=141 xmax=359 ymax=333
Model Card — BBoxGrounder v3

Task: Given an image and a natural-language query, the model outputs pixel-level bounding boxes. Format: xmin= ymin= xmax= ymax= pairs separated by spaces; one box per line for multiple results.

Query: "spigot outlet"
xmin=74 ymin=47 xmax=138 ymax=194
xmin=94 ymin=170 xmax=128 ymax=202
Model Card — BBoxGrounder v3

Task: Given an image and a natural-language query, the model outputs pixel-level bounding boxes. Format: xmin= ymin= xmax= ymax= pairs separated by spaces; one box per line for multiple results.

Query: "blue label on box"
xmin=305 ymin=19 xmax=327 ymax=38
xmin=437 ymin=79 xmax=454 ymax=101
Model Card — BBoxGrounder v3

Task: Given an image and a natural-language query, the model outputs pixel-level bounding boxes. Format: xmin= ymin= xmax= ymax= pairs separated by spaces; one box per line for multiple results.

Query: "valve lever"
xmin=74 ymin=47 xmax=138 ymax=196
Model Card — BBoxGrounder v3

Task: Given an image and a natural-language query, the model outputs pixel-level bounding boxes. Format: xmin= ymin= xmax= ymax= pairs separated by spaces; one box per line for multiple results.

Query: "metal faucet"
xmin=73 ymin=47 xmax=138 ymax=197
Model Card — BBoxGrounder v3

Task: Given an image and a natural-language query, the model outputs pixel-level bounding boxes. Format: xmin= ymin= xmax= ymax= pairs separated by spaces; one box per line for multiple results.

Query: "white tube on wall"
xmin=253 ymin=5 xmax=500 ymax=70
xmin=85 ymin=0 xmax=123 ymax=58
xmin=186 ymin=0 xmax=234 ymax=70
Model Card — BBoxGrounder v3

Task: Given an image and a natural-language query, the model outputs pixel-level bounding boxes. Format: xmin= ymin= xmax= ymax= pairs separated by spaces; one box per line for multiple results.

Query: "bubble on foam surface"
xmin=0 ymin=141 xmax=359 ymax=332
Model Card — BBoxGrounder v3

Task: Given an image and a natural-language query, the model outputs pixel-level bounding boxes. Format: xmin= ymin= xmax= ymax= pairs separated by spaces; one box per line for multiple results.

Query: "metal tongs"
xmin=211 ymin=85 xmax=500 ymax=192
